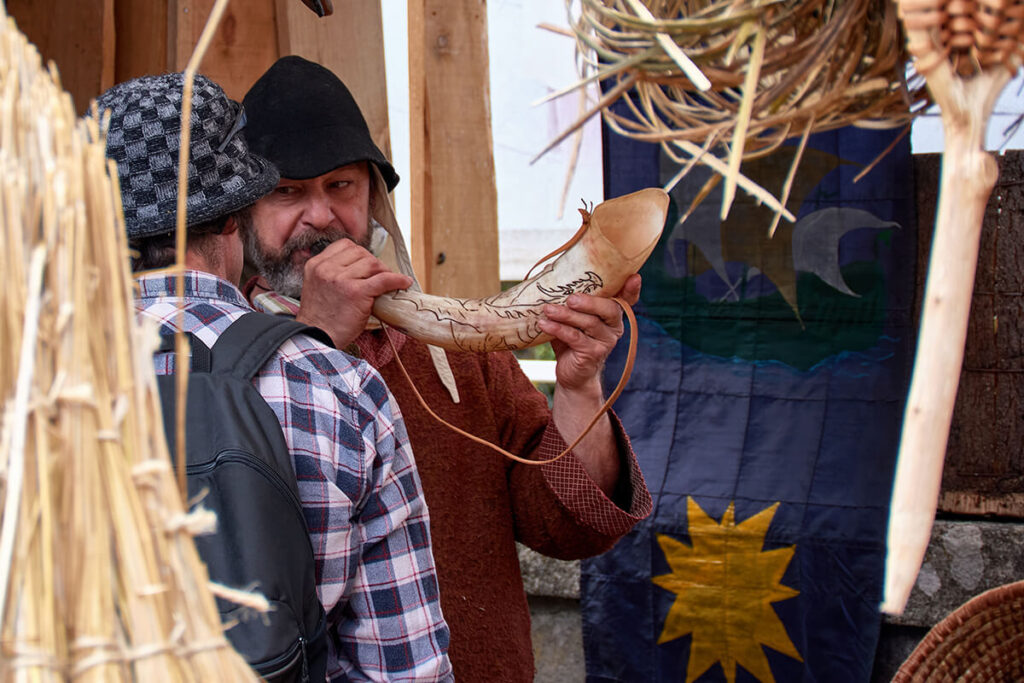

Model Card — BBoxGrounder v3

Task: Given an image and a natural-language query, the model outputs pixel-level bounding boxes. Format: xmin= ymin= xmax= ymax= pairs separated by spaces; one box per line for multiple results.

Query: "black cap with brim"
xmin=242 ymin=56 xmax=399 ymax=191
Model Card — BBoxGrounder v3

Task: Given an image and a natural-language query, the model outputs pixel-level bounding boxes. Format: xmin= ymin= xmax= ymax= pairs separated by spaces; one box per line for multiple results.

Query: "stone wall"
xmin=519 ymin=545 xmax=585 ymax=681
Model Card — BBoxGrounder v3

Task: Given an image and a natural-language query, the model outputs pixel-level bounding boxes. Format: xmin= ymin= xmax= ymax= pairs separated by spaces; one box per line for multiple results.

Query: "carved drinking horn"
xmin=371 ymin=187 xmax=670 ymax=353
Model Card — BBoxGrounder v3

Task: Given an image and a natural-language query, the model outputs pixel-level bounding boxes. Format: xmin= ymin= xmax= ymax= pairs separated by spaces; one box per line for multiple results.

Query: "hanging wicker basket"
xmin=893 ymin=580 xmax=1024 ymax=682
xmin=539 ymin=0 xmax=932 ymax=222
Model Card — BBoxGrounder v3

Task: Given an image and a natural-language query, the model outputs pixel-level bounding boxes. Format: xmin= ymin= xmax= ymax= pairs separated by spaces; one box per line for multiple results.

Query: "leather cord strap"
xmin=521 ymin=206 xmax=590 ymax=281
xmin=381 ymin=296 xmax=639 ymax=466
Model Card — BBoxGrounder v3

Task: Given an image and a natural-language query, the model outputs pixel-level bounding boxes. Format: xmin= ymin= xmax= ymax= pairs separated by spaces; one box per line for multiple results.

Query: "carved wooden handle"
xmin=883 ymin=122 xmax=998 ymax=614
xmin=882 ymin=9 xmax=1014 ymax=609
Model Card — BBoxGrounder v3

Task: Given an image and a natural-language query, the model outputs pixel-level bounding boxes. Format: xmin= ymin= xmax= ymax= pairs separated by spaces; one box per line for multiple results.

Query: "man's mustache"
xmin=283 ymin=231 xmax=346 ymax=259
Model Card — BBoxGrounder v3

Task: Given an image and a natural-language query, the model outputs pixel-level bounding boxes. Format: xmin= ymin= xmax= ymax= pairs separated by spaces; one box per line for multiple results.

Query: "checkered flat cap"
xmin=97 ymin=72 xmax=278 ymax=239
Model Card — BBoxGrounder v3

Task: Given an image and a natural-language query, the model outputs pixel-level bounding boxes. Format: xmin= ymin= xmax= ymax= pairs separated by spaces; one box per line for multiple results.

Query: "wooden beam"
xmin=113 ymin=0 xmax=170 ymax=86
xmin=169 ymin=0 xmax=278 ymax=101
xmin=7 ymin=0 xmax=115 ymax=114
xmin=939 ymin=491 xmax=1024 ymax=518
xmin=408 ymin=0 xmax=499 ymax=298
xmin=275 ymin=0 xmax=391 ymax=160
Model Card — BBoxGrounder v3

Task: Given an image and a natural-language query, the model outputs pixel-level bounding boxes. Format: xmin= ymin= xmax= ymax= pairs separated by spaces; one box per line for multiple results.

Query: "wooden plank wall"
xmin=915 ymin=150 xmax=1024 ymax=518
xmin=6 ymin=0 xmax=116 ymax=113
xmin=168 ymin=0 xmax=280 ymax=100
xmin=6 ymin=0 xmax=499 ymax=299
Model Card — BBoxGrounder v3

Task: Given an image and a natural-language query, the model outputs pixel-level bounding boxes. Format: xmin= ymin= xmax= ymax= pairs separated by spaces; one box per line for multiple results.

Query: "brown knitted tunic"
xmin=354 ymin=329 xmax=652 ymax=682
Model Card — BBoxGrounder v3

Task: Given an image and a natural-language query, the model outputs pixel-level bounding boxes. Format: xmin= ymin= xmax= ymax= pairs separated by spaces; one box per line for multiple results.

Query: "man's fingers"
xmin=538 ymin=318 xmax=604 ymax=354
xmin=615 ymin=273 xmax=642 ymax=307
xmin=310 ymin=240 xmax=371 ymax=267
xmin=365 ymin=271 xmax=414 ymax=295
xmin=567 ymin=293 xmax=626 ymax=328
xmin=307 ymin=260 xmax=379 ymax=286
xmin=540 ymin=318 xmax=610 ymax=391
xmin=307 ymin=244 xmax=398 ymax=284
xmin=544 ymin=299 xmax=623 ymax=340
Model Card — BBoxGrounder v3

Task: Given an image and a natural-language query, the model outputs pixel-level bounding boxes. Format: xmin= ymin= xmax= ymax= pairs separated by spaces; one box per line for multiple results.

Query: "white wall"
xmin=382 ymin=1 xmax=603 ymax=281
xmin=911 ymin=73 xmax=1024 ymax=153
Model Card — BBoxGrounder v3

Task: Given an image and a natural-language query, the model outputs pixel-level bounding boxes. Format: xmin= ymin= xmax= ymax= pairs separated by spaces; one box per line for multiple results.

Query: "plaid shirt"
xmin=136 ymin=272 xmax=452 ymax=682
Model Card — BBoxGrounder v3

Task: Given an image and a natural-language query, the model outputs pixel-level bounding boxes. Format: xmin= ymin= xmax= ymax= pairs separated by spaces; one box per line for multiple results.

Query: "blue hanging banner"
xmin=582 ymin=117 xmax=917 ymax=682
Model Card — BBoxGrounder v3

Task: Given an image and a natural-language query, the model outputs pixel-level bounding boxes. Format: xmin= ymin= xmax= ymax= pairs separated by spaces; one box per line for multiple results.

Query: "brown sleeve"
xmin=484 ymin=351 xmax=653 ymax=560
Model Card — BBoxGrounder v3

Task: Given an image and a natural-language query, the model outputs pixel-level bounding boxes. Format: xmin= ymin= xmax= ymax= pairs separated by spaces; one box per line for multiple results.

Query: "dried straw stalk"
xmin=883 ymin=0 xmax=1024 ymax=615
xmin=542 ymin=0 xmax=931 ymax=224
xmin=0 ymin=7 xmax=258 ymax=681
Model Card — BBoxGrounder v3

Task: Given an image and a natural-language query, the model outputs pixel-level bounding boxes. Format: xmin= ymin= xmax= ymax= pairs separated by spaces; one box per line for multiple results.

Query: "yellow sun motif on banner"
xmin=651 ymin=497 xmax=802 ymax=683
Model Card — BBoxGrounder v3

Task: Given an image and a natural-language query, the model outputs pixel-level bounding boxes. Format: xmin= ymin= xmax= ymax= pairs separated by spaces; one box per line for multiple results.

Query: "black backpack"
xmin=156 ymin=312 xmax=330 ymax=682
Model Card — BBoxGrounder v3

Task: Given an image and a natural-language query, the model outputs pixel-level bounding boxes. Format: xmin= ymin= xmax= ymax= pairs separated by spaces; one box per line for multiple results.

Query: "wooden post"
xmin=408 ymin=0 xmax=499 ymax=297
xmin=6 ymin=0 xmax=115 ymax=114
xmin=274 ymin=0 xmax=391 ymax=160
xmin=168 ymin=0 xmax=278 ymax=100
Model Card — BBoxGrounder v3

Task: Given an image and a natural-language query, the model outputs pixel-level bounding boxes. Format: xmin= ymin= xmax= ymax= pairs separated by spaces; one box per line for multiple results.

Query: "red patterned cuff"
xmin=539 ymin=412 xmax=652 ymax=537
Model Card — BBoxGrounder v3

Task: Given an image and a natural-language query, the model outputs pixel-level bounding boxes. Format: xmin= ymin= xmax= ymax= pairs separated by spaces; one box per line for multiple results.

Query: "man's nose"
xmin=302 ymin=194 xmax=334 ymax=230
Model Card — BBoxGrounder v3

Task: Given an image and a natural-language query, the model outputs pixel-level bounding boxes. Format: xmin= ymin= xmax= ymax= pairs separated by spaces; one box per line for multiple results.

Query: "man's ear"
xmin=221 ymin=215 xmax=240 ymax=236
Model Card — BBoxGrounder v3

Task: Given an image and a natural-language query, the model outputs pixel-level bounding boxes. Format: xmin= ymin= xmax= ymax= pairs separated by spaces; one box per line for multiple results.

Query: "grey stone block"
xmin=888 ymin=518 xmax=1024 ymax=627
xmin=529 ymin=596 xmax=586 ymax=683
xmin=517 ymin=543 xmax=581 ymax=599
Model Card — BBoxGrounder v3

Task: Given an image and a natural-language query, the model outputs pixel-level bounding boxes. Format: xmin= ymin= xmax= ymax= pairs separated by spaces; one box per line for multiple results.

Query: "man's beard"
xmin=242 ymin=221 xmax=371 ymax=299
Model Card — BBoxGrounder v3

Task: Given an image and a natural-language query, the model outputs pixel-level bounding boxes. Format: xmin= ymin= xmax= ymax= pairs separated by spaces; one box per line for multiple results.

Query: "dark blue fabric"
xmin=582 ymin=109 xmax=916 ymax=682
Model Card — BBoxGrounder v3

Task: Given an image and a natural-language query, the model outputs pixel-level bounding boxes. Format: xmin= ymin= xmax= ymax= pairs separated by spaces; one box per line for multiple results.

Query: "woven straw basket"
xmin=893 ymin=580 xmax=1024 ymax=682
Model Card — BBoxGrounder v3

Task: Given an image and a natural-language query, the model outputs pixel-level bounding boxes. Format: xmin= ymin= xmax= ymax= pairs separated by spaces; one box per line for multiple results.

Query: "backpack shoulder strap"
xmin=211 ymin=312 xmax=334 ymax=380
xmin=156 ymin=329 xmax=213 ymax=373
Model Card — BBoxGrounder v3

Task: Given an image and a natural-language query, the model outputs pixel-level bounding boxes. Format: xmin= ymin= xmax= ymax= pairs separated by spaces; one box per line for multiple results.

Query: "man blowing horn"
xmin=239 ymin=56 xmax=653 ymax=682
xmin=98 ymin=71 xmax=451 ymax=681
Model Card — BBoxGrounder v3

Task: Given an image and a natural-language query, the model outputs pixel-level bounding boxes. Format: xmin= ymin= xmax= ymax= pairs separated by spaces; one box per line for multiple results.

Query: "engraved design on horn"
xmin=372 ymin=187 xmax=670 ymax=353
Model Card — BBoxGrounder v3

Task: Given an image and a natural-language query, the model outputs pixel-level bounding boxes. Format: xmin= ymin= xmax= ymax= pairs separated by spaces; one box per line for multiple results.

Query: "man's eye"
xmin=330 ymin=181 xmax=351 ymax=190
xmin=275 ymin=186 xmax=297 ymax=195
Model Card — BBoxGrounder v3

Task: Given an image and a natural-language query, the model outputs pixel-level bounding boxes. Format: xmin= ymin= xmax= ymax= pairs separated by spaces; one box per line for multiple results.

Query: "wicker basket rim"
xmin=894 ymin=579 xmax=1024 ymax=682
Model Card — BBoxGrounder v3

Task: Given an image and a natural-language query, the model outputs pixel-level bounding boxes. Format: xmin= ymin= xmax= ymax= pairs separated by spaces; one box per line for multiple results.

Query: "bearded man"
xmin=241 ymin=56 xmax=652 ymax=682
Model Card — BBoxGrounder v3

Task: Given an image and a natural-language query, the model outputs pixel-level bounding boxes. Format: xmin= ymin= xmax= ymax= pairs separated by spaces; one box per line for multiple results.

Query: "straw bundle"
xmin=542 ymin=0 xmax=931 ymax=223
xmin=0 ymin=9 xmax=258 ymax=682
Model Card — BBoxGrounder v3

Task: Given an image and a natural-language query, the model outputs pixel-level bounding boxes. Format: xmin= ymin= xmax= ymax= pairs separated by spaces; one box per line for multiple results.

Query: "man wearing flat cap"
xmin=98 ymin=71 xmax=452 ymax=682
xmin=241 ymin=55 xmax=652 ymax=682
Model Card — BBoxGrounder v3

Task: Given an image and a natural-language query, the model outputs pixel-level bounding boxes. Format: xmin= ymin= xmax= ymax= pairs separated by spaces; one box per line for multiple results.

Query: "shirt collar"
xmin=243 ymin=274 xmax=302 ymax=316
xmin=135 ymin=270 xmax=252 ymax=309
